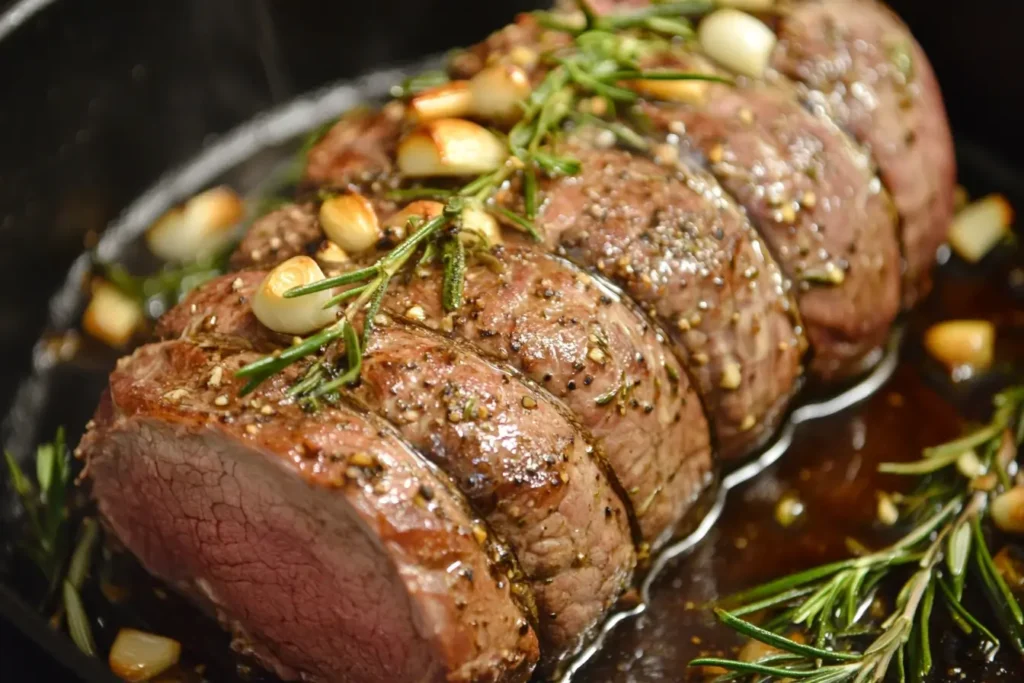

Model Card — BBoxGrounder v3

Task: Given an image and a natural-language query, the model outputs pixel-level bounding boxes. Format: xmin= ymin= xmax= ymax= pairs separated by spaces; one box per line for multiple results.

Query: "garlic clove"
xmin=82 ymin=280 xmax=144 ymax=348
xmin=384 ymin=200 xmax=446 ymax=242
xmin=698 ymin=9 xmax=778 ymax=79
xmin=408 ymin=81 xmax=474 ymax=122
xmin=623 ymin=76 xmax=710 ymax=105
xmin=146 ymin=186 xmax=244 ymax=263
xmin=923 ymin=320 xmax=995 ymax=374
xmin=314 ymin=241 xmax=351 ymax=267
xmin=948 ymin=194 xmax=1014 ymax=263
xmin=252 ymin=256 xmax=338 ymax=335
xmin=459 ymin=206 xmax=503 ymax=246
xmin=507 ymin=45 xmax=539 ymax=70
xmin=468 ymin=64 xmax=532 ymax=121
xmin=109 ymin=628 xmax=181 ymax=682
xmin=991 ymin=487 xmax=1024 ymax=534
xmin=319 ymin=193 xmax=381 ymax=254
xmin=397 ymin=119 xmax=507 ymax=177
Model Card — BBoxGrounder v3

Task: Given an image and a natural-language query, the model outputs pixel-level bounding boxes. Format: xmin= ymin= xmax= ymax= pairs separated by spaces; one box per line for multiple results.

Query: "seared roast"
xmin=81 ymin=341 xmax=539 ymax=683
xmin=80 ymin=2 xmax=955 ymax=681
xmin=157 ymin=270 xmax=637 ymax=662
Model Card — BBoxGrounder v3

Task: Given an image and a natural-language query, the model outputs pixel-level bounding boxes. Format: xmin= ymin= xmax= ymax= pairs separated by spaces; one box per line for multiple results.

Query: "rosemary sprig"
xmin=234 ymin=9 xmax=726 ymax=396
xmin=591 ymin=1 xmax=714 ymax=32
xmin=4 ymin=428 xmax=71 ymax=589
xmin=105 ymin=248 xmax=230 ymax=318
xmin=691 ymin=386 xmax=1024 ymax=682
xmin=389 ymin=70 xmax=450 ymax=99
xmin=536 ymin=1 xmax=713 ymax=35
xmin=4 ymin=429 xmax=101 ymax=655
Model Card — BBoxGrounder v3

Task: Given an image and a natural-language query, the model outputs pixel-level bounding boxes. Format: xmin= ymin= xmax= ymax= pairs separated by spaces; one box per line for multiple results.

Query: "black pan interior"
xmin=1 ymin=1 xmax=1023 ymax=681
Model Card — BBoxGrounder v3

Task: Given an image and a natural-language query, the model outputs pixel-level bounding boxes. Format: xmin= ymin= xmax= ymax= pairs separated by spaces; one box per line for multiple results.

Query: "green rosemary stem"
xmin=284 ymin=264 xmax=381 ymax=298
xmin=593 ymin=0 xmax=714 ymax=31
xmin=693 ymin=386 xmax=1023 ymax=682
xmin=235 ymin=10 xmax=728 ymax=395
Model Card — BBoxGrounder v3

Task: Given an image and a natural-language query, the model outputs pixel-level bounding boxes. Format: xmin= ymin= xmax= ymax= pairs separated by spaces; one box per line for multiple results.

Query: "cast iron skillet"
xmin=0 ymin=1 xmax=1022 ymax=681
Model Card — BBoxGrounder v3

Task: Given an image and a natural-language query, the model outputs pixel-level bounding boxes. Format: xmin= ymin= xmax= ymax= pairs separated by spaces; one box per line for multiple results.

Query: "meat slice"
xmin=535 ymin=142 xmax=805 ymax=459
xmin=79 ymin=340 xmax=539 ymax=683
xmin=379 ymin=244 xmax=713 ymax=546
xmin=643 ymin=81 xmax=901 ymax=379
xmin=231 ymin=202 xmax=321 ymax=271
xmin=305 ymin=106 xmax=404 ymax=190
xmin=771 ymin=0 xmax=956 ymax=306
xmin=159 ymin=273 xmax=637 ymax=664
xmin=227 ymin=201 xmax=713 ymax=546
xmin=299 ymin=111 xmax=803 ymax=459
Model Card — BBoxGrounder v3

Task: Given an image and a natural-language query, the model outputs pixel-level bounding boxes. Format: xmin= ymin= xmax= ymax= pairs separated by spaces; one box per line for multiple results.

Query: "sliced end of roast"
xmin=81 ymin=341 xmax=539 ymax=683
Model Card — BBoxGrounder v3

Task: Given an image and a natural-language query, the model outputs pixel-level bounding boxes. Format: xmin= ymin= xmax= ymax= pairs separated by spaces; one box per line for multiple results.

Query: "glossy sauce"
xmin=577 ymin=244 xmax=1024 ymax=682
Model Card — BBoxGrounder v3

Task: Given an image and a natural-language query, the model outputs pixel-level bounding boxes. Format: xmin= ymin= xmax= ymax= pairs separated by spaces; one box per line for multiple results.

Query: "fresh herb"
xmin=234 ymin=7 xmax=725 ymax=396
xmin=535 ymin=1 xmax=712 ymax=35
xmin=105 ymin=249 xmax=230 ymax=319
xmin=390 ymin=70 xmax=450 ymax=99
xmin=587 ymin=1 xmax=714 ymax=33
xmin=4 ymin=428 xmax=72 ymax=589
xmin=690 ymin=387 xmax=1024 ymax=682
xmin=63 ymin=578 xmax=96 ymax=656
xmin=4 ymin=430 xmax=101 ymax=655
xmin=441 ymin=234 xmax=467 ymax=311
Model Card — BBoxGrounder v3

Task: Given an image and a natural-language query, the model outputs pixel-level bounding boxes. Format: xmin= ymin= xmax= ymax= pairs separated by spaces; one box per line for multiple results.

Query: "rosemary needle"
xmin=234 ymin=8 xmax=725 ymax=396
xmin=691 ymin=387 xmax=1024 ymax=682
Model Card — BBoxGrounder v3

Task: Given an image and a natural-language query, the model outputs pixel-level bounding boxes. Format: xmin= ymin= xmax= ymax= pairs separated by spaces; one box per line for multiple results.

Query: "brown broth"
xmin=573 ymin=248 xmax=1024 ymax=682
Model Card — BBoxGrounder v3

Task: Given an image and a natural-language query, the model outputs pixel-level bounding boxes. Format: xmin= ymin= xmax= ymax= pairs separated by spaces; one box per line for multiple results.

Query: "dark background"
xmin=0 ymin=0 xmax=1022 ymax=680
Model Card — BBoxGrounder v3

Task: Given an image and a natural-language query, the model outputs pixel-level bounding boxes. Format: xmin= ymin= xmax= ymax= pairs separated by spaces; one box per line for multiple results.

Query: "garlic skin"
xmin=698 ymin=9 xmax=778 ymax=79
xmin=468 ymin=64 xmax=532 ymax=121
xmin=319 ymin=193 xmax=381 ymax=254
xmin=923 ymin=320 xmax=995 ymax=374
xmin=82 ymin=280 xmax=144 ymax=348
xmin=949 ymin=194 xmax=1014 ymax=263
xmin=397 ymin=119 xmax=507 ymax=177
xmin=146 ymin=186 xmax=244 ymax=263
xmin=459 ymin=207 xmax=503 ymax=246
xmin=252 ymin=256 xmax=338 ymax=335
xmin=109 ymin=628 xmax=181 ymax=682
xmin=408 ymin=81 xmax=474 ymax=122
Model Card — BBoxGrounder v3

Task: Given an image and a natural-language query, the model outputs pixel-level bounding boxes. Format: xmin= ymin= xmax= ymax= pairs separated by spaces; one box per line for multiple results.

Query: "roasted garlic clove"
xmin=146 ymin=186 xmax=244 ymax=263
xmin=252 ymin=256 xmax=338 ymax=335
xmin=397 ymin=119 xmax=507 ymax=177
xmin=698 ymin=9 xmax=777 ymax=79
xmin=82 ymin=280 xmax=144 ymax=348
xmin=319 ymin=193 xmax=381 ymax=254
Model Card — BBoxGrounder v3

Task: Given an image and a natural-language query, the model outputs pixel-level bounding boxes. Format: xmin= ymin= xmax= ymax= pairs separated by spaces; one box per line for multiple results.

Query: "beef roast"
xmin=230 ymin=202 xmax=322 ymax=271
xmin=643 ymin=81 xmax=901 ymax=380
xmin=228 ymin=202 xmax=713 ymax=546
xmin=301 ymin=111 xmax=804 ymax=459
xmin=772 ymin=0 xmax=956 ymax=306
xmin=378 ymin=245 xmax=713 ymax=545
xmin=578 ymin=0 xmax=956 ymax=306
xmin=79 ymin=341 xmax=539 ymax=683
xmin=158 ymin=272 xmax=637 ymax=664
xmin=81 ymin=2 xmax=957 ymax=680
xmin=534 ymin=142 xmax=805 ymax=459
